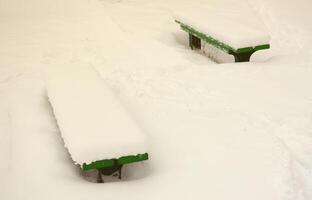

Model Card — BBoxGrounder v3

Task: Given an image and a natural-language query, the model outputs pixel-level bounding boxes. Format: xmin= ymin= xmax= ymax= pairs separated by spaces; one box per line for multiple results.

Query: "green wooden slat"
xmin=81 ymin=153 xmax=149 ymax=171
xmin=177 ymin=21 xmax=235 ymax=53
xmin=237 ymin=47 xmax=254 ymax=53
xmin=118 ymin=153 xmax=149 ymax=165
xmin=82 ymin=159 xmax=115 ymax=171
xmin=254 ymin=44 xmax=270 ymax=51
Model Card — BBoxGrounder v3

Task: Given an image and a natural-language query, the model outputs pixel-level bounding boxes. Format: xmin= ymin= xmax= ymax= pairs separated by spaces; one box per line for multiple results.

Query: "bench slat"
xmin=82 ymin=153 xmax=149 ymax=171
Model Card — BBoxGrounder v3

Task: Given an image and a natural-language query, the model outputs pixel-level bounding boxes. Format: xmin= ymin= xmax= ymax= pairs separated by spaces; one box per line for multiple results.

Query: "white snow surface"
xmin=174 ymin=0 xmax=271 ymax=49
xmin=1 ymin=0 xmax=312 ymax=200
xmin=45 ymin=65 xmax=147 ymax=165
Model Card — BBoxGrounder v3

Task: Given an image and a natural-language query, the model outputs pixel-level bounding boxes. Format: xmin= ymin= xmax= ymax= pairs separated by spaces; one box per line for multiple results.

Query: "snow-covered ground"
xmin=0 ymin=0 xmax=312 ymax=199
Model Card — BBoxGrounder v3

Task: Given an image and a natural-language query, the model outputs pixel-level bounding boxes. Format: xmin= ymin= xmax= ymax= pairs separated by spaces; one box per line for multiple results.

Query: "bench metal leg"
xmin=97 ymin=169 xmax=104 ymax=183
xmin=98 ymin=160 xmax=123 ymax=182
xmin=118 ymin=165 xmax=123 ymax=180
xmin=189 ymin=34 xmax=201 ymax=50
xmin=229 ymin=50 xmax=255 ymax=62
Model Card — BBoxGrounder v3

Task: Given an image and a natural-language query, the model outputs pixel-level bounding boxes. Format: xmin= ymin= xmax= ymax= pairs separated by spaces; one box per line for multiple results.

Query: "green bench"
xmin=175 ymin=20 xmax=270 ymax=62
xmin=81 ymin=153 xmax=149 ymax=183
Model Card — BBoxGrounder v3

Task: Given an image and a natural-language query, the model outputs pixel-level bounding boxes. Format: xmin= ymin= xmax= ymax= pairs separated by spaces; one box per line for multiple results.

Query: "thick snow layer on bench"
xmin=174 ymin=0 xmax=270 ymax=49
xmin=45 ymin=65 xmax=147 ymax=165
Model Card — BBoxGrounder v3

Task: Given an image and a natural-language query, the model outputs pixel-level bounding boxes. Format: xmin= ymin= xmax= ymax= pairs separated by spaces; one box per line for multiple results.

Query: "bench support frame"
xmin=229 ymin=50 xmax=256 ymax=62
xmin=97 ymin=160 xmax=123 ymax=183
xmin=189 ymin=34 xmax=201 ymax=50
xmin=81 ymin=153 xmax=148 ymax=183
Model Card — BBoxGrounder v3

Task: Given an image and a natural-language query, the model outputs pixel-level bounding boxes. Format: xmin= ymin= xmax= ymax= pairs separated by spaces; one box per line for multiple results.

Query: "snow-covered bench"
xmin=175 ymin=7 xmax=271 ymax=62
xmin=45 ymin=65 xmax=148 ymax=183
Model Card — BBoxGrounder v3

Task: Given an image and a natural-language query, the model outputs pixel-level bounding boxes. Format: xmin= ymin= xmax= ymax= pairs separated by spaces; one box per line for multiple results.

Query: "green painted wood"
xmin=177 ymin=21 xmax=235 ymax=53
xmin=82 ymin=159 xmax=115 ymax=170
xmin=82 ymin=153 xmax=149 ymax=171
xmin=236 ymin=47 xmax=254 ymax=53
xmin=118 ymin=153 xmax=149 ymax=165
xmin=254 ymin=44 xmax=270 ymax=51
